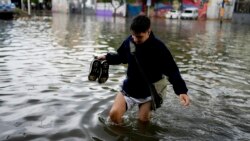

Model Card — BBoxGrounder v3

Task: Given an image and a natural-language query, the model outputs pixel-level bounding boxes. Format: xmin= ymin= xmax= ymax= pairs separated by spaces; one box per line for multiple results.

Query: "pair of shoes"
xmin=88 ymin=59 xmax=109 ymax=83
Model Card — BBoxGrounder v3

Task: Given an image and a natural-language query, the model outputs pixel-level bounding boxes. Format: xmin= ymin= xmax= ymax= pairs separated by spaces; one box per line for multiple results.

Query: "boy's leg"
xmin=109 ymin=92 xmax=127 ymax=124
xmin=138 ymin=101 xmax=152 ymax=122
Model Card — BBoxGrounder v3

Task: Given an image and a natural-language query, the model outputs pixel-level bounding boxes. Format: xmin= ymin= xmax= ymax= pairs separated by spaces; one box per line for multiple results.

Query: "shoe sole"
xmin=98 ymin=60 xmax=109 ymax=83
xmin=88 ymin=59 xmax=101 ymax=81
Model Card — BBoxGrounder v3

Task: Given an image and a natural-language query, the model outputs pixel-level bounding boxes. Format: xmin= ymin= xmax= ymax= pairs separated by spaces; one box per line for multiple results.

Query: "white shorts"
xmin=122 ymin=91 xmax=152 ymax=110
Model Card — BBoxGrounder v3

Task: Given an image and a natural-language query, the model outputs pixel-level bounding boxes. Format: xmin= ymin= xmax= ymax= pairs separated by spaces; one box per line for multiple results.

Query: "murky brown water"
xmin=0 ymin=13 xmax=250 ymax=141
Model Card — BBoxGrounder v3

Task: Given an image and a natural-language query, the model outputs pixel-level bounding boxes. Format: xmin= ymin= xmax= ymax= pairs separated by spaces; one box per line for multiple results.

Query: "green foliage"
xmin=154 ymin=0 xmax=171 ymax=3
xmin=124 ymin=0 xmax=176 ymax=4
xmin=155 ymin=0 xmax=182 ymax=4
xmin=126 ymin=0 xmax=134 ymax=3
xmin=23 ymin=0 xmax=39 ymax=4
xmin=97 ymin=0 xmax=112 ymax=2
xmin=13 ymin=8 xmax=29 ymax=17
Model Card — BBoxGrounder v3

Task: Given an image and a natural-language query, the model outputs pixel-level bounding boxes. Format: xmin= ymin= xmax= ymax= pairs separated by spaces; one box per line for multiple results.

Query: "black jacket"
xmin=106 ymin=32 xmax=188 ymax=98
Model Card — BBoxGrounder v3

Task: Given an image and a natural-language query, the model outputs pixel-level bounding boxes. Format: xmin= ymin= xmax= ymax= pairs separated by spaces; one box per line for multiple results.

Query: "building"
xmin=52 ymin=0 xmax=95 ymax=14
xmin=232 ymin=0 xmax=250 ymax=24
xmin=206 ymin=0 xmax=236 ymax=19
xmin=51 ymin=0 xmax=250 ymax=24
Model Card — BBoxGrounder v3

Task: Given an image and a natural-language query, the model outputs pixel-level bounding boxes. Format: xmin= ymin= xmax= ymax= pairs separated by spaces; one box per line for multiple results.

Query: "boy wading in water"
xmin=96 ymin=15 xmax=190 ymax=124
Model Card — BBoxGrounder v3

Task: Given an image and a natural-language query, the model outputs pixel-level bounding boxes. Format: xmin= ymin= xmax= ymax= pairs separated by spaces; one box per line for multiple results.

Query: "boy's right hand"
xmin=95 ymin=55 xmax=106 ymax=60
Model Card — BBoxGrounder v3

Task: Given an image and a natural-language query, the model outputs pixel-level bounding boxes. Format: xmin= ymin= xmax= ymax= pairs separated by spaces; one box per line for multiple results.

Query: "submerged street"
xmin=0 ymin=14 xmax=250 ymax=141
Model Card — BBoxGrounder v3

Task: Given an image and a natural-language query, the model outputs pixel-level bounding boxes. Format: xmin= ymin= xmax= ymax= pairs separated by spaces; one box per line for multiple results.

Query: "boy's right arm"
xmin=97 ymin=41 xmax=128 ymax=65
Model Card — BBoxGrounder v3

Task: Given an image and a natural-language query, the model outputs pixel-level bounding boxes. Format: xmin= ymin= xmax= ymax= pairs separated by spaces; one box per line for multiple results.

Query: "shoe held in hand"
xmin=88 ymin=59 xmax=101 ymax=81
xmin=98 ymin=60 xmax=109 ymax=83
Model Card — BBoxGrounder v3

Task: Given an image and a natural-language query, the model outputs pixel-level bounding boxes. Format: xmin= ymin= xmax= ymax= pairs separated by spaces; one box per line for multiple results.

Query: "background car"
xmin=0 ymin=0 xmax=16 ymax=19
xmin=0 ymin=0 xmax=16 ymax=13
xmin=180 ymin=8 xmax=198 ymax=20
xmin=165 ymin=9 xmax=181 ymax=19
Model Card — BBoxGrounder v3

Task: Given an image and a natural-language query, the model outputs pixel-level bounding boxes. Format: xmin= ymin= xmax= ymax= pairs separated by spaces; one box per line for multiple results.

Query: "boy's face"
xmin=131 ymin=29 xmax=150 ymax=44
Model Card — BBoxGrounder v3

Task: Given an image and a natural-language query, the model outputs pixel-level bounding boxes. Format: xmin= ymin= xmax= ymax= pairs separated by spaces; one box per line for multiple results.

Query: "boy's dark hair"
xmin=130 ymin=15 xmax=151 ymax=33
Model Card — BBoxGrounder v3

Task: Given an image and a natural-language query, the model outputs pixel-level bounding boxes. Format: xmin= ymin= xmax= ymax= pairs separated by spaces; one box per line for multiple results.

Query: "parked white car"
xmin=180 ymin=8 xmax=198 ymax=20
xmin=165 ymin=10 xmax=181 ymax=19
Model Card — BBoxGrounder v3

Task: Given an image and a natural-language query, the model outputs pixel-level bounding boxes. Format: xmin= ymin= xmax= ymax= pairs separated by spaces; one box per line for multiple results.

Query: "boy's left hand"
xmin=179 ymin=94 xmax=190 ymax=106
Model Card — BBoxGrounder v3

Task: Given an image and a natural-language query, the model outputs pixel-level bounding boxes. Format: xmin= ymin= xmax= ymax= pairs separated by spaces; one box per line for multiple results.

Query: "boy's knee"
xmin=138 ymin=110 xmax=151 ymax=122
xmin=109 ymin=108 xmax=122 ymax=124
xmin=109 ymin=109 xmax=117 ymax=119
xmin=138 ymin=115 xmax=150 ymax=122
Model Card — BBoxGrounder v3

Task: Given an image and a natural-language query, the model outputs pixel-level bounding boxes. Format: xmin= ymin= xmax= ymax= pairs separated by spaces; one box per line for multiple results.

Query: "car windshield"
xmin=1 ymin=0 xmax=10 ymax=4
xmin=184 ymin=10 xmax=192 ymax=13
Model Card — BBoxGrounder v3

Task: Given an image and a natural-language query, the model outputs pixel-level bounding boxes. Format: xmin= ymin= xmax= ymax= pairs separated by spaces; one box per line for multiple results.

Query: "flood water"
xmin=0 ymin=13 xmax=250 ymax=141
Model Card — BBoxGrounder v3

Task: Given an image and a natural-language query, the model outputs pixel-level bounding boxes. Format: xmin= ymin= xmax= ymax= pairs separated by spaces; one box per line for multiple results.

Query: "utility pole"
xmin=21 ymin=0 xmax=24 ymax=10
xmin=146 ymin=0 xmax=151 ymax=16
xmin=28 ymin=0 xmax=31 ymax=16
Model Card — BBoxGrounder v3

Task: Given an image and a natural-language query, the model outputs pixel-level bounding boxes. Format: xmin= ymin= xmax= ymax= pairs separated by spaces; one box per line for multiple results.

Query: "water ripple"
xmin=0 ymin=14 xmax=250 ymax=141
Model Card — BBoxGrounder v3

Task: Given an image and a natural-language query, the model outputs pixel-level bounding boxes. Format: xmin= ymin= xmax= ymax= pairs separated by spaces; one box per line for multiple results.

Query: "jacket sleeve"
xmin=106 ymin=40 xmax=128 ymax=65
xmin=160 ymin=45 xmax=188 ymax=95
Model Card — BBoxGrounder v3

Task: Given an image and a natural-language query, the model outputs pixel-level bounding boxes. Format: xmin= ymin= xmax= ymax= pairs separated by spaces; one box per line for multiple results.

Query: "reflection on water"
xmin=0 ymin=14 xmax=250 ymax=141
